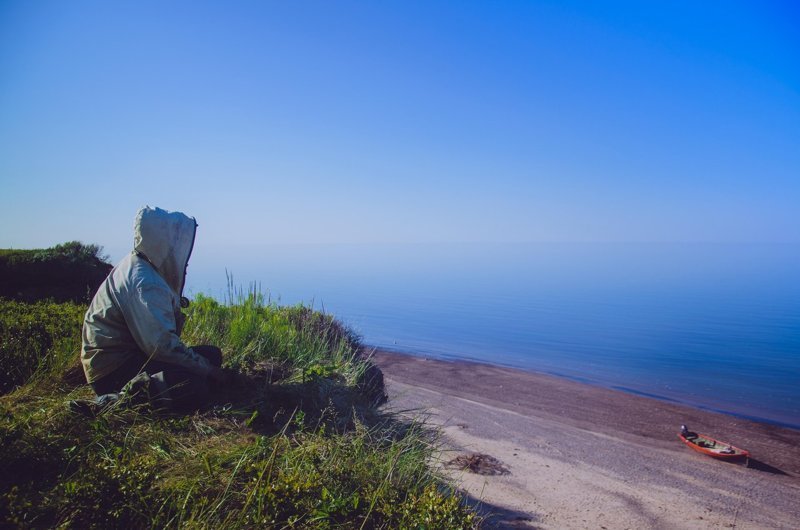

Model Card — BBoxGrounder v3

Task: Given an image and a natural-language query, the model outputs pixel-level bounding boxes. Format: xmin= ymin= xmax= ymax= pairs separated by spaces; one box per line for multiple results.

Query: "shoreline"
xmin=373 ymin=345 xmax=800 ymax=431
xmin=372 ymin=348 xmax=800 ymax=528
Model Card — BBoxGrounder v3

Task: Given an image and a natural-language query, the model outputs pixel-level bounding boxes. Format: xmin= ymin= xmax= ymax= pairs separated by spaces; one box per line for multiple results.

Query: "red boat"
xmin=678 ymin=426 xmax=750 ymax=460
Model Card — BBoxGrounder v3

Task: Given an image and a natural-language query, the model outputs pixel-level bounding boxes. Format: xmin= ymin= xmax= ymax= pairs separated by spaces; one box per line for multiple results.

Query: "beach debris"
xmin=447 ymin=452 xmax=510 ymax=475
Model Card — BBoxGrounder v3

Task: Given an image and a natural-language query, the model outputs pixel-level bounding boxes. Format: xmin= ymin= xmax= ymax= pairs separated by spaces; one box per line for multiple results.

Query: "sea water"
xmin=187 ymin=243 xmax=800 ymax=429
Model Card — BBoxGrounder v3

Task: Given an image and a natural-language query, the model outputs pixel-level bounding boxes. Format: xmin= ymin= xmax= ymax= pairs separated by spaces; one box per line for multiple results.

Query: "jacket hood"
xmin=133 ymin=206 xmax=197 ymax=296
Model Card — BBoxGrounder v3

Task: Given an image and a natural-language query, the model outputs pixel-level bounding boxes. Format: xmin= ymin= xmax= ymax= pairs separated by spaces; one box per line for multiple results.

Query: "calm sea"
xmin=187 ymin=243 xmax=800 ymax=429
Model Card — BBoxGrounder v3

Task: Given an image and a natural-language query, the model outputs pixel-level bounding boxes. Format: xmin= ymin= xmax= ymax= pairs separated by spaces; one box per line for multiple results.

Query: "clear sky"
xmin=1 ymin=0 xmax=798 ymax=258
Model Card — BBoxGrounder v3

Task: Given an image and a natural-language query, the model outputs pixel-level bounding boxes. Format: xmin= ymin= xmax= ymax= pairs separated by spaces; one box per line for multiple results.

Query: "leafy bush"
xmin=0 ymin=242 xmax=112 ymax=303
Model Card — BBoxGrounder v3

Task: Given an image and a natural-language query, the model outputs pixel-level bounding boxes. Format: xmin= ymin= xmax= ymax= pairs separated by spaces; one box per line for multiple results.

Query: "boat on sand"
xmin=678 ymin=425 xmax=750 ymax=460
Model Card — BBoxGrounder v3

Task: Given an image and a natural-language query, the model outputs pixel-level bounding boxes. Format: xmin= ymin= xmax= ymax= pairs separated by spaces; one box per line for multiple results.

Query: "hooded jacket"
xmin=81 ymin=207 xmax=211 ymax=383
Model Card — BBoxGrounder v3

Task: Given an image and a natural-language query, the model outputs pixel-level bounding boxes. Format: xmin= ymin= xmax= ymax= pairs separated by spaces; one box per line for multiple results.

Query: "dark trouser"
xmin=91 ymin=345 xmax=222 ymax=410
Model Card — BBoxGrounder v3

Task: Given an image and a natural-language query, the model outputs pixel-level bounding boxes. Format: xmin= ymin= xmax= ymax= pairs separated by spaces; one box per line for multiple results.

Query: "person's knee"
xmin=192 ymin=345 xmax=223 ymax=367
xmin=161 ymin=370 xmax=211 ymax=413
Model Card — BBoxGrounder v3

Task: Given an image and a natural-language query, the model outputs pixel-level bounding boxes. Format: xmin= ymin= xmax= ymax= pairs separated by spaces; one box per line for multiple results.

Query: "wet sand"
xmin=373 ymin=350 xmax=800 ymax=529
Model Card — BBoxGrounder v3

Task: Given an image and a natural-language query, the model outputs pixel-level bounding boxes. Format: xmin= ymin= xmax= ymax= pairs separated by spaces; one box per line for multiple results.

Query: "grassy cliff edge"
xmin=0 ymin=255 xmax=478 ymax=528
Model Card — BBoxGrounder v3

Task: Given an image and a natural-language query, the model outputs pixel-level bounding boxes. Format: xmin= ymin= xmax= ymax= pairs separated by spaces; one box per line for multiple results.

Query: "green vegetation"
xmin=0 ymin=299 xmax=86 ymax=395
xmin=0 ymin=242 xmax=112 ymax=303
xmin=0 ymin=289 xmax=479 ymax=528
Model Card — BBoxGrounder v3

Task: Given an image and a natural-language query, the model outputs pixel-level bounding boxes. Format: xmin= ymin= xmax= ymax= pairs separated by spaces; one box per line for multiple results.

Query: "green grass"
xmin=0 ymin=292 xmax=479 ymax=529
xmin=0 ymin=299 xmax=86 ymax=394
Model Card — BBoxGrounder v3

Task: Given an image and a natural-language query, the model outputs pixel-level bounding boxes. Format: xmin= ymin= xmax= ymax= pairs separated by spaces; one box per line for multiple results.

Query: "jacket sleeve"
xmin=121 ymin=276 xmax=212 ymax=376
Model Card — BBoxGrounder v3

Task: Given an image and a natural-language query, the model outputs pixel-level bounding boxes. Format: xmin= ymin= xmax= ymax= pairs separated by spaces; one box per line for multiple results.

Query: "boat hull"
xmin=678 ymin=433 xmax=750 ymax=460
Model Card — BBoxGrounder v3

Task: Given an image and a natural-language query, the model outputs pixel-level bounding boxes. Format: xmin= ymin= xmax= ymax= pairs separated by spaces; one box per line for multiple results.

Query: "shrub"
xmin=0 ymin=242 xmax=112 ymax=303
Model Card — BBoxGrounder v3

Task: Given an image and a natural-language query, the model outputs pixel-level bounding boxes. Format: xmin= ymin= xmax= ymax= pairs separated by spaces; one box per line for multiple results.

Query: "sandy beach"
xmin=373 ymin=350 xmax=800 ymax=529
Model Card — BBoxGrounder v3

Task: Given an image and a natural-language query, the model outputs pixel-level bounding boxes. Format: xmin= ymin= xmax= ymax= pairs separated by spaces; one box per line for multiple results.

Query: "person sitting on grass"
xmin=72 ymin=206 xmax=234 ymax=415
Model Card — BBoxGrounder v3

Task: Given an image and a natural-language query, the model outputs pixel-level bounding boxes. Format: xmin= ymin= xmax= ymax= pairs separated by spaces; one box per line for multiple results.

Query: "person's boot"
xmin=119 ymin=372 xmax=154 ymax=407
xmin=118 ymin=371 xmax=174 ymax=412
xmin=69 ymin=372 xmax=156 ymax=417
xmin=68 ymin=393 xmax=121 ymax=417
xmin=146 ymin=371 xmax=174 ymax=412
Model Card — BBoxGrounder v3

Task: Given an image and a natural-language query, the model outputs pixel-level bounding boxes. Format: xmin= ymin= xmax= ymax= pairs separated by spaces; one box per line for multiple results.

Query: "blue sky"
xmin=1 ymin=0 xmax=798 ymax=258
